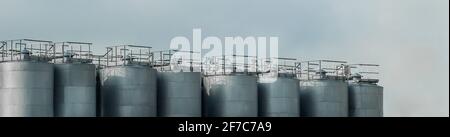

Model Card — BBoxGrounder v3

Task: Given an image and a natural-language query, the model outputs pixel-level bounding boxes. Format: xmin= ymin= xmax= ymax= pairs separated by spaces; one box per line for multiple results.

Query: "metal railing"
xmin=0 ymin=39 xmax=382 ymax=81
xmin=296 ymin=60 xmax=348 ymax=80
xmin=202 ymin=54 xmax=259 ymax=76
xmin=52 ymin=41 xmax=93 ymax=64
xmin=258 ymin=57 xmax=298 ymax=78
xmin=347 ymin=63 xmax=380 ymax=83
xmin=152 ymin=49 xmax=201 ymax=72
xmin=94 ymin=45 xmax=152 ymax=68
xmin=0 ymin=39 xmax=54 ymax=62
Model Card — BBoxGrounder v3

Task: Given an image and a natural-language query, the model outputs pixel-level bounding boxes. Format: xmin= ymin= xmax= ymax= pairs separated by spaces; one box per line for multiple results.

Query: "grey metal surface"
xmin=54 ymin=64 xmax=96 ymax=117
xmin=99 ymin=66 xmax=157 ymax=117
xmin=348 ymin=82 xmax=383 ymax=117
xmin=0 ymin=62 xmax=54 ymax=117
xmin=299 ymin=79 xmax=348 ymax=117
xmin=96 ymin=70 xmax=101 ymax=117
xmin=203 ymin=75 xmax=258 ymax=117
xmin=157 ymin=72 xmax=201 ymax=117
xmin=258 ymin=77 xmax=300 ymax=117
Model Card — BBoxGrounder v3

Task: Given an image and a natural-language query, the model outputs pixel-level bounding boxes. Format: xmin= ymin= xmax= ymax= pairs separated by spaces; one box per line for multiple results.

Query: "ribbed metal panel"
xmin=348 ymin=82 xmax=383 ymax=117
xmin=54 ymin=64 xmax=96 ymax=117
xmin=258 ymin=77 xmax=299 ymax=117
xmin=157 ymin=72 xmax=201 ymax=117
xmin=202 ymin=75 xmax=258 ymax=117
xmin=99 ymin=66 xmax=157 ymax=117
xmin=0 ymin=62 xmax=54 ymax=117
xmin=299 ymin=80 xmax=348 ymax=117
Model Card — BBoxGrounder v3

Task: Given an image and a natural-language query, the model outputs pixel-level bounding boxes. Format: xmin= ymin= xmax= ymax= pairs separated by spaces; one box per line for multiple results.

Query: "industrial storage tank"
xmin=53 ymin=42 xmax=96 ymax=117
xmin=157 ymin=72 xmax=201 ymax=117
xmin=98 ymin=45 xmax=157 ymax=117
xmin=202 ymin=55 xmax=258 ymax=117
xmin=258 ymin=75 xmax=299 ymax=117
xmin=300 ymin=79 xmax=348 ymax=117
xmin=203 ymin=74 xmax=258 ymax=117
xmin=348 ymin=80 xmax=383 ymax=117
xmin=257 ymin=58 xmax=300 ymax=117
xmin=0 ymin=39 xmax=54 ymax=117
xmin=347 ymin=64 xmax=383 ymax=117
xmin=155 ymin=50 xmax=202 ymax=117
xmin=298 ymin=60 xmax=348 ymax=117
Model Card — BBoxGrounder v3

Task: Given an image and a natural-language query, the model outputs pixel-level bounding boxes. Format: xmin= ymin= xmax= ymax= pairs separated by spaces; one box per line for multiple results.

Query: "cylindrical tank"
xmin=54 ymin=64 xmax=96 ymax=117
xmin=299 ymin=79 xmax=348 ymax=117
xmin=0 ymin=62 xmax=54 ymax=117
xmin=99 ymin=66 xmax=157 ymax=117
xmin=258 ymin=76 xmax=300 ymax=117
xmin=348 ymin=82 xmax=383 ymax=117
xmin=202 ymin=74 xmax=258 ymax=117
xmin=157 ymin=72 xmax=201 ymax=117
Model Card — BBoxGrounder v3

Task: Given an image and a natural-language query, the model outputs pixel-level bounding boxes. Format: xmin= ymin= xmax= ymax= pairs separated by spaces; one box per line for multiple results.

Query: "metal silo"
xmin=203 ymin=74 xmax=258 ymax=117
xmin=257 ymin=58 xmax=300 ymax=117
xmin=97 ymin=45 xmax=157 ymax=117
xmin=347 ymin=64 xmax=383 ymax=117
xmin=53 ymin=42 xmax=96 ymax=117
xmin=298 ymin=60 xmax=349 ymax=117
xmin=155 ymin=50 xmax=202 ymax=117
xmin=0 ymin=39 xmax=54 ymax=117
xmin=202 ymin=55 xmax=258 ymax=117
xmin=157 ymin=72 xmax=201 ymax=117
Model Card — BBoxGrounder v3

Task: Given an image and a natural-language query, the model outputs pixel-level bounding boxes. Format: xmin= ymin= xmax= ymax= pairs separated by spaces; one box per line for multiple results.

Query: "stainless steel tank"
xmin=202 ymin=74 xmax=258 ymax=117
xmin=258 ymin=75 xmax=300 ymax=117
xmin=157 ymin=72 xmax=201 ymax=117
xmin=348 ymin=81 xmax=383 ymax=117
xmin=0 ymin=61 xmax=54 ymax=117
xmin=99 ymin=66 xmax=157 ymax=117
xmin=299 ymin=79 xmax=348 ymax=117
xmin=54 ymin=64 xmax=96 ymax=117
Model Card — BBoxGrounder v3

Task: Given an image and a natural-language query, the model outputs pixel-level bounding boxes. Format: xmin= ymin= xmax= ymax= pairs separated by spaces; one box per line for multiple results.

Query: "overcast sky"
xmin=0 ymin=0 xmax=448 ymax=116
